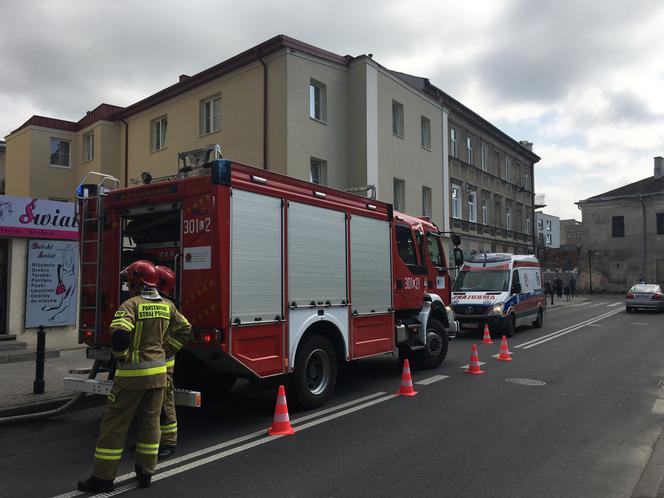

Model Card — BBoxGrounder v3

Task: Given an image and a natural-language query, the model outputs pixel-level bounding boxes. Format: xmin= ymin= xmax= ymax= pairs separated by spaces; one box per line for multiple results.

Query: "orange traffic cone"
xmin=267 ymin=385 xmax=295 ymax=435
xmin=497 ymin=335 xmax=512 ymax=361
xmin=465 ymin=344 xmax=486 ymax=374
xmin=396 ymin=359 xmax=418 ymax=396
xmin=482 ymin=323 xmax=493 ymax=344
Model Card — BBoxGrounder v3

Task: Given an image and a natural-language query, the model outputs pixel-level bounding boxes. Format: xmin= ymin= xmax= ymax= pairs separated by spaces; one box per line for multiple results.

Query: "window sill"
xmin=200 ymin=129 xmax=221 ymax=138
xmin=49 ymin=164 xmax=72 ymax=169
xmin=421 ymin=145 xmax=431 ymax=151
xmin=392 ymin=133 xmax=404 ymax=140
xmin=150 ymin=146 xmax=168 ymax=154
xmin=310 ymin=117 xmax=327 ymax=125
xmin=81 ymin=158 xmax=93 ymax=165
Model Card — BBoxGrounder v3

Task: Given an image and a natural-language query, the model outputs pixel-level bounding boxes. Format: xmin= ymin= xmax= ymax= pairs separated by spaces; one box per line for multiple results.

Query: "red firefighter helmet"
xmin=121 ymin=260 xmax=158 ymax=288
xmin=155 ymin=265 xmax=176 ymax=297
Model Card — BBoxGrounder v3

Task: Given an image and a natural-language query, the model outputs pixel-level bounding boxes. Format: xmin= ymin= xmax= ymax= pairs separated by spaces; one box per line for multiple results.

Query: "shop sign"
xmin=0 ymin=195 xmax=78 ymax=240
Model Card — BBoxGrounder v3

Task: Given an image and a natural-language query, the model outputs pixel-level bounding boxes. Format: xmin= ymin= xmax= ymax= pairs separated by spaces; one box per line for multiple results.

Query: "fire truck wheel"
xmin=413 ymin=318 xmax=449 ymax=370
xmin=291 ymin=334 xmax=337 ymax=410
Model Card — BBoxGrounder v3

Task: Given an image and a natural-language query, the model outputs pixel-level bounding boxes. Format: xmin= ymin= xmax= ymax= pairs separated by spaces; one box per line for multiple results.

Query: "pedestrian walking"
xmin=154 ymin=265 xmax=192 ymax=461
xmin=78 ymin=260 xmax=184 ymax=493
xmin=545 ymin=281 xmax=554 ymax=305
xmin=555 ymin=277 xmax=563 ymax=298
xmin=569 ymin=276 xmax=576 ymax=298
xmin=564 ymin=285 xmax=571 ymax=301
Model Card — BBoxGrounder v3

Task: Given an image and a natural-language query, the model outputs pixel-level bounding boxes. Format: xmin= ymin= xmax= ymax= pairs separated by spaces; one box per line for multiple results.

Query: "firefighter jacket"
xmin=108 ymin=289 xmax=187 ymax=390
xmin=162 ymin=296 xmax=192 ymax=372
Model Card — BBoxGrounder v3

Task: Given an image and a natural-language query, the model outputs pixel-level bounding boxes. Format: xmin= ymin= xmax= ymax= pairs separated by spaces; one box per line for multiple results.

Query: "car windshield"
xmin=452 ymin=270 xmax=509 ymax=292
xmin=631 ymin=285 xmax=659 ymax=293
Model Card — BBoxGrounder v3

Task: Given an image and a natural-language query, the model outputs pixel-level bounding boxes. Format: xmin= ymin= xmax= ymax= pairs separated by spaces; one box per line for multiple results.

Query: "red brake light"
xmin=83 ymin=330 xmax=94 ymax=338
xmin=193 ymin=328 xmax=222 ymax=344
xmin=652 ymin=293 xmax=662 ymax=300
xmin=626 ymin=292 xmax=634 ymax=299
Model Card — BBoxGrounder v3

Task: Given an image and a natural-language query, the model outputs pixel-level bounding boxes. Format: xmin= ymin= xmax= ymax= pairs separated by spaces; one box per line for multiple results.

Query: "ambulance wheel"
xmin=412 ymin=319 xmax=449 ymax=370
xmin=506 ymin=314 xmax=516 ymax=337
xmin=291 ymin=334 xmax=337 ymax=410
xmin=532 ymin=308 xmax=544 ymax=328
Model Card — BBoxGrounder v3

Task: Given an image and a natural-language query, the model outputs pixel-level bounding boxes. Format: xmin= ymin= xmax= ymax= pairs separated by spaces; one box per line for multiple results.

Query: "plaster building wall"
xmin=560 ymin=219 xmax=583 ymax=247
xmin=0 ymin=141 xmax=5 ymax=193
xmin=536 ymin=212 xmax=561 ymax=248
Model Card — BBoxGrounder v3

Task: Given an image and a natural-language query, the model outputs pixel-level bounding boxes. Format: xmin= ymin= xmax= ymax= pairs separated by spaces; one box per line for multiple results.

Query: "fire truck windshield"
xmin=452 ymin=270 xmax=509 ymax=292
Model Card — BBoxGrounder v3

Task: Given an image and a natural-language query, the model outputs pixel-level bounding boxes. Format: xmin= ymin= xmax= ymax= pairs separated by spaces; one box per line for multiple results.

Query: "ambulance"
xmin=450 ymin=253 xmax=546 ymax=337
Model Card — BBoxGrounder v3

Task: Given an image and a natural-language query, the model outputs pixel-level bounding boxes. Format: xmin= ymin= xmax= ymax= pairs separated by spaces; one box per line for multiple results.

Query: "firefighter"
xmin=155 ymin=265 xmax=191 ymax=460
xmin=77 ymin=260 xmax=184 ymax=492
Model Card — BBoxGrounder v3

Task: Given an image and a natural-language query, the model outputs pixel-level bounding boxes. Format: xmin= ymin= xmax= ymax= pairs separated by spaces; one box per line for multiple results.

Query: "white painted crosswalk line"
xmin=415 ymin=374 xmax=449 ymax=385
xmin=460 ymin=362 xmax=486 ymax=369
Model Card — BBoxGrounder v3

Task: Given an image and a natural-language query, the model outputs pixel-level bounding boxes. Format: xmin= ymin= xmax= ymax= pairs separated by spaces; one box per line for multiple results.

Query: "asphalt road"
xmin=2 ymin=295 xmax=664 ymax=498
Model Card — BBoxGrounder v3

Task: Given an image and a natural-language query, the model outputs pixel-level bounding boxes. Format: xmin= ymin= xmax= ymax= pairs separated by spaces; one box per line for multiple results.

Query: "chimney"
xmin=519 ymin=140 xmax=533 ymax=151
xmin=655 ymin=156 xmax=664 ymax=179
xmin=179 ymin=74 xmax=190 ymax=83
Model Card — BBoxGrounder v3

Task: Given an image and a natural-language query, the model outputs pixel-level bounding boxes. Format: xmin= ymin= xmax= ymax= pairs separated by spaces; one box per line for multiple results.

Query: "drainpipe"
xmin=121 ymin=119 xmax=129 ymax=187
xmin=256 ymin=50 xmax=268 ymax=170
xmin=641 ymin=196 xmax=647 ymax=281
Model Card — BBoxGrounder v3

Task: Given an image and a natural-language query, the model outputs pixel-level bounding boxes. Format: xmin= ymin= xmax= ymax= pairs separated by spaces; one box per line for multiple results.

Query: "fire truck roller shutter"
xmin=350 ymin=216 xmax=391 ymax=315
xmin=231 ymin=190 xmax=283 ymax=324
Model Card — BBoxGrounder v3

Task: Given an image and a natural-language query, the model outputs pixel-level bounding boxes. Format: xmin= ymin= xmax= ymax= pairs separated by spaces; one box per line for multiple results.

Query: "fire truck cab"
xmin=77 ymin=146 xmax=460 ymax=409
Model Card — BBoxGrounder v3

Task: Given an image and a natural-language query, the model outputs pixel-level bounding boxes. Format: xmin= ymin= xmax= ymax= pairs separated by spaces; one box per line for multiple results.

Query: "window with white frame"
xmin=422 ymin=186 xmax=432 ymax=218
xmin=538 ymin=219 xmax=543 ymax=230
xmin=546 ymin=233 xmax=552 ymax=245
xmin=421 ymin=116 xmax=431 ymax=149
xmin=546 ymin=220 xmax=552 ymax=231
xmin=481 ymin=143 xmax=488 ymax=171
xmin=392 ymin=100 xmax=404 ymax=137
xmin=310 ymin=158 xmax=327 ymax=185
xmin=309 ymin=80 xmax=327 ymax=122
xmin=200 ymin=94 xmax=221 ymax=135
xmin=84 ymin=132 xmax=94 ymax=162
xmin=525 ymin=171 xmax=530 ymax=191
xmin=393 ymin=178 xmax=405 ymax=211
xmin=482 ymin=198 xmax=488 ymax=225
xmin=505 ymin=157 xmax=512 ymax=181
xmin=450 ymin=128 xmax=458 ymax=157
xmin=526 ymin=216 xmax=531 ymax=235
xmin=506 ymin=206 xmax=512 ymax=230
xmin=466 ymin=136 xmax=473 ymax=165
xmin=468 ymin=190 xmax=477 ymax=222
xmin=151 ymin=116 xmax=167 ymax=151
xmin=50 ymin=138 xmax=71 ymax=167
xmin=452 ymin=184 xmax=462 ymax=219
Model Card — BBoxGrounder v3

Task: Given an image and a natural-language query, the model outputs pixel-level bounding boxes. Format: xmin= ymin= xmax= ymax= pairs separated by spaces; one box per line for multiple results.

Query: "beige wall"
xmin=376 ymin=70 xmax=444 ymax=226
xmin=5 ymin=128 xmax=32 ymax=196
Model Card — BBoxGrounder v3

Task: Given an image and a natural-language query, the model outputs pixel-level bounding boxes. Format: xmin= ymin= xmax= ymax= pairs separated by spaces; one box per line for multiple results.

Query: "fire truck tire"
xmin=412 ymin=318 xmax=449 ymax=370
xmin=290 ymin=334 xmax=337 ymax=410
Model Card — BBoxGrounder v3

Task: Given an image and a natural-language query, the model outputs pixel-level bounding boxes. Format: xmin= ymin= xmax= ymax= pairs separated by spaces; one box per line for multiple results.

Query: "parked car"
xmin=625 ymin=284 xmax=664 ymax=312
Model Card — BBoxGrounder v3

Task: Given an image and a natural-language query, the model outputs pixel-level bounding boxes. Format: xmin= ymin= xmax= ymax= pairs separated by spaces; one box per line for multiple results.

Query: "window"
xmin=505 ymin=157 xmax=512 ymax=181
xmin=395 ymin=225 xmax=417 ymax=266
xmin=511 ymin=270 xmax=520 ymax=292
xmin=393 ymin=178 xmax=405 ymax=211
xmin=421 ymin=116 xmax=431 ymax=149
xmin=310 ymin=158 xmax=327 ymax=185
xmin=450 ymin=128 xmax=458 ymax=157
xmin=422 ymin=186 xmax=432 ymax=218
xmin=392 ymin=100 xmax=404 ymax=137
xmin=452 ymin=184 xmax=462 ymax=219
xmin=612 ymin=216 xmax=624 ymax=237
xmin=538 ymin=219 xmax=543 ymax=230
xmin=151 ymin=116 xmax=167 ymax=151
xmin=468 ymin=190 xmax=477 ymax=223
xmin=481 ymin=143 xmax=488 ymax=171
xmin=466 ymin=137 xmax=473 ymax=164
xmin=426 ymin=233 xmax=444 ymax=267
xmin=50 ymin=138 xmax=70 ymax=167
xmin=546 ymin=220 xmax=552 ymax=231
xmin=309 ymin=80 xmax=327 ymax=121
xmin=526 ymin=216 xmax=531 ymax=235
xmin=495 ymin=201 xmax=502 ymax=227
xmin=482 ymin=198 xmax=488 ymax=225
xmin=201 ymin=94 xmax=221 ymax=135
xmin=84 ymin=132 xmax=94 ymax=162
xmin=546 ymin=233 xmax=552 ymax=245
xmin=506 ymin=207 xmax=512 ymax=230
xmin=525 ymin=171 xmax=530 ymax=191
xmin=658 ymin=213 xmax=664 ymax=235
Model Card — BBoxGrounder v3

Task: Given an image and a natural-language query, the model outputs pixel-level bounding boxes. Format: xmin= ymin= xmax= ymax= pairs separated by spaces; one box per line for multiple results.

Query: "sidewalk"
xmin=546 ymin=295 xmax=591 ymax=309
xmin=0 ymin=348 xmax=98 ymax=417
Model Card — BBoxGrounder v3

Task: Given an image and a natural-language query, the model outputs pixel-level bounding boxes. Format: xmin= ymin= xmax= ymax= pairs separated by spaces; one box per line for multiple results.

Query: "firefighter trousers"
xmin=160 ymin=371 xmax=177 ymax=447
xmin=92 ymin=386 xmax=165 ymax=481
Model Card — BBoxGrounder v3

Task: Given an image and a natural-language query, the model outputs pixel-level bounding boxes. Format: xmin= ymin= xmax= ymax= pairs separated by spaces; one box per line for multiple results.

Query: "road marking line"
xmin=515 ymin=308 xmax=623 ymax=350
xmin=589 ymin=301 xmax=609 ymax=307
xmin=653 ymin=399 xmax=664 ymax=414
xmin=416 ymin=374 xmax=449 ymax=385
xmin=51 ymin=392 xmax=391 ymax=498
xmin=491 ymin=353 xmax=514 ymax=358
xmin=608 ymin=302 xmax=622 ymax=307
xmin=460 ymin=362 xmax=486 ymax=369
xmin=587 ymin=324 xmax=601 ymax=327
xmin=572 ymin=302 xmax=590 ymax=307
xmin=88 ymin=393 xmax=398 ymax=497
xmin=630 ymin=322 xmax=648 ymax=326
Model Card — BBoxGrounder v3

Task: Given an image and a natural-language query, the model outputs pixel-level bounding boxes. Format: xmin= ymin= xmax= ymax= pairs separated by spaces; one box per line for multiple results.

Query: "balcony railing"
xmin=534 ymin=193 xmax=546 ymax=208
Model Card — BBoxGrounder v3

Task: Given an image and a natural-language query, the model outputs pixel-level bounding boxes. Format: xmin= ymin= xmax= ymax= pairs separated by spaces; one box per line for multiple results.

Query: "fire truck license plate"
xmin=86 ymin=347 xmax=111 ymax=361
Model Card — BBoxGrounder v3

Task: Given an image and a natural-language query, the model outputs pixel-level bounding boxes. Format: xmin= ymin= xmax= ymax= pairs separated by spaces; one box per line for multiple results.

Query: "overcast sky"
xmin=2 ymin=0 xmax=663 ymax=220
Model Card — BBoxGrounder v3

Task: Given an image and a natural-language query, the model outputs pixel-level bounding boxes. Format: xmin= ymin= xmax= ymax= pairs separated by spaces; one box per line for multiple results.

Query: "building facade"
xmin=576 ymin=157 xmax=664 ymax=292
xmin=3 ymin=35 xmax=539 ymax=343
xmin=536 ymin=212 xmax=561 ymax=249
xmin=560 ymin=219 xmax=583 ymax=248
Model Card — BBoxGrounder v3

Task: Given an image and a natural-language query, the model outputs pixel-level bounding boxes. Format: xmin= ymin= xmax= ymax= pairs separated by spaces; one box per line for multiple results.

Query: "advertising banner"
xmin=25 ymin=239 xmax=79 ymax=328
xmin=0 ymin=195 xmax=78 ymax=240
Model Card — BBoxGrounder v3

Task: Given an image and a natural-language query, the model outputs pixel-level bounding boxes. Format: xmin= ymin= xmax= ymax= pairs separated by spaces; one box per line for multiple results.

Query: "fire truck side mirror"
xmin=453 ymin=247 xmax=464 ymax=267
xmin=451 ymin=233 xmax=461 ymax=247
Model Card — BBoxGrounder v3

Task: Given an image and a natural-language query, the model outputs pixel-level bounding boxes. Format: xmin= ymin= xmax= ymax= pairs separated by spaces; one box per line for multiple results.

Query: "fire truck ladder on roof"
xmin=75 ymin=172 xmax=120 ymax=346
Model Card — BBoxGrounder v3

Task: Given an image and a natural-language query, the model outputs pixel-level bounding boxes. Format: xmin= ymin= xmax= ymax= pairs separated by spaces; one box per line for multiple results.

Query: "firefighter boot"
xmin=135 ymin=465 xmax=152 ymax=488
xmin=158 ymin=444 xmax=176 ymax=461
xmin=77 ymin=476 xmax=115 ymax=492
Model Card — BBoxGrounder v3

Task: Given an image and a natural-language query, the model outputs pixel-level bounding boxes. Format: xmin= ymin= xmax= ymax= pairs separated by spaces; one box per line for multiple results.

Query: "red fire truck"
xmin=77 ymin=147 xmax=462 ymax=409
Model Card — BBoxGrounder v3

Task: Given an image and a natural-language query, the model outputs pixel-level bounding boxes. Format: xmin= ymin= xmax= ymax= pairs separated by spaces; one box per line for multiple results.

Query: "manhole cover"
xmin=505 ymin=378 xmax=546 ymax=386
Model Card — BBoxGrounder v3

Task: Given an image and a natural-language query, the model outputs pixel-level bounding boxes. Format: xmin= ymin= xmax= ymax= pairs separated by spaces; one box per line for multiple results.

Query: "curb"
xmin=0 ymin=350 xmax=60 ymax=364
xmin=0 ymin=394 xmax=105 ymax=418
